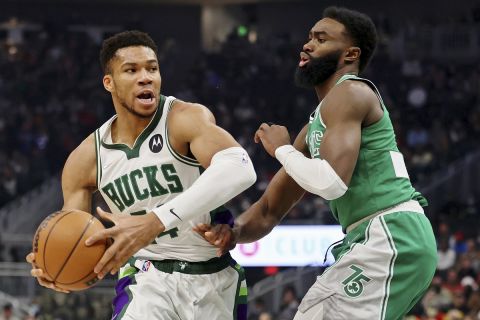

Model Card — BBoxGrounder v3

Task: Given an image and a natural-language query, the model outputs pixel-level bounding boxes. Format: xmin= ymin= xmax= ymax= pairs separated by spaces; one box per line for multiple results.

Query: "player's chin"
xmin=134 ymin=98 xmax=157 ymax=116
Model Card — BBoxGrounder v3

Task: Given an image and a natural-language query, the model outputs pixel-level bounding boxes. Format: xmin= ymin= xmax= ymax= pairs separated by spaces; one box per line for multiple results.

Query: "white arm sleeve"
xmin=275 ymin=145 xmax=347 ymax=200
xmin=153 ymin=147 xmax=256 ymax=229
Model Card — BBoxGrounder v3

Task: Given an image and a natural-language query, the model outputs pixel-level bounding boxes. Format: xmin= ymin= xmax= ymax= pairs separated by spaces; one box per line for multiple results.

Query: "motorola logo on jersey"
xmin=149 ymin=134 xmax=163 ymax=153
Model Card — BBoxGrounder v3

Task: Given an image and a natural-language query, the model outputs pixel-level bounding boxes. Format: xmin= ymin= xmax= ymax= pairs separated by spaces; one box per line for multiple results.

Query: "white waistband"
xmin=346 ymin=200 xmax=424 ymax=233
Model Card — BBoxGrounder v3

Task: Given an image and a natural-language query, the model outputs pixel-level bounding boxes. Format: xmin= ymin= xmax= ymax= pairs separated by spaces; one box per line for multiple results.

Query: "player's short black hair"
xmin=323 ymin=6 xmax=377 ymax=73
xmin=99 ymin=30 xmax=158 ymax=74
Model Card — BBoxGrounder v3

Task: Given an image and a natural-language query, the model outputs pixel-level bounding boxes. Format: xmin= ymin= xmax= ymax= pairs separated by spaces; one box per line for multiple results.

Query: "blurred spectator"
xmin=248 ymin=298 xmax=271 ymax=320
xmin=422 ymin=276 xmax=453 ymax=315
xmin=438 ymin=239 xmax=457 ymax=273
xmin=0 ymin=303 xmax=20 ymax=320
xmin=277 ymin=286 xmax=299 ymax=320
xmin=258 ymin=313 xmax=272 ymax=320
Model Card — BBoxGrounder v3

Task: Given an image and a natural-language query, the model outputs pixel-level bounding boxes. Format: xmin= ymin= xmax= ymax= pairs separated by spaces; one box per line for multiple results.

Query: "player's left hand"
xmin=254 ymin=123 xmax=291 ymax=158
xmin=85 ymin=207 xmax=165 ymax=279
xmin=193 ymin=223 xmax=237 ymax=257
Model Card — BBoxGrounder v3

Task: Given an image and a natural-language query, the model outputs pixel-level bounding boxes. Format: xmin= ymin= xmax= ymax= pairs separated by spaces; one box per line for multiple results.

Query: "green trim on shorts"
xmin=381 ymin=211 xmax=437 ymax=319
xmin=321 ymin=219 xmax=373 ymax=279
xmin=379 ymin=216 xmax=398 ymax=320
xmin=232 ymin=262 xmax=247 ymax=320
xmin=117 ymin=273 xmax=137 ymax=320
xmin=118 ymin=266 xmax=137 ymax=280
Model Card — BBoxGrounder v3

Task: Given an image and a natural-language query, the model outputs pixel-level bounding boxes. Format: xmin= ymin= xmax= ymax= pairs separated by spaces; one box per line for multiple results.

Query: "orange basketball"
xmin=32 ymin=209 xmax=107 ymax=291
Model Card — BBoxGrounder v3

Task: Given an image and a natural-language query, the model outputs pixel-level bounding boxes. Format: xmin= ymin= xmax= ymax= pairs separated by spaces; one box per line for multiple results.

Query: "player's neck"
xmin=314 ymin=67 xmax=358 ymax=102
xmin=112 ymin=112 xmax=154 ymax=148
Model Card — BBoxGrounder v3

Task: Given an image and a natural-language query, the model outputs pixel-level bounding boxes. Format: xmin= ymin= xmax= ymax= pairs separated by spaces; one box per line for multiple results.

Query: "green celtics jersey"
xmin=95 ymin=95 xmax=222 ymax=262
xmin=306 ymin=74 xmax=427 ymax=230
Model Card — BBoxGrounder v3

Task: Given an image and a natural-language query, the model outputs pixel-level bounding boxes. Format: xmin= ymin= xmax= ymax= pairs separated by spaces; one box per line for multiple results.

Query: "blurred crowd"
xmin=0 ymin=8 xmax=480 ymax=320
xmin=1 ymin=290 xmax=112 ymax=320
xmin=0 ymin=15 xmax=479 ymax=219
xmin=405 ymin=200 xmax=480 ymax=320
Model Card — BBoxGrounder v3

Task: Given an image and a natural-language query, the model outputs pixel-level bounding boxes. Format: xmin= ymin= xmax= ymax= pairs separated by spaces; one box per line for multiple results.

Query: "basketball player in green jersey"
xmin=195 ymin=7 xmax=437 ymax=319
xmin=26 ymin=31 xmax=256 ymax=319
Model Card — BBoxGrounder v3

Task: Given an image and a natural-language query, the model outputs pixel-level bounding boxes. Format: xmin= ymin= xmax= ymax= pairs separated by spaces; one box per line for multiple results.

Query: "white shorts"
xmin=111 ymin=254 xmax=248 ymax=320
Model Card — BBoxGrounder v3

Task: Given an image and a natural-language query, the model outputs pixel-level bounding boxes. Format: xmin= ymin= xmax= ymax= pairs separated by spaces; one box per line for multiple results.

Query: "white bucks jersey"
xmin=94 ymin=95 xmax=220 ymax=261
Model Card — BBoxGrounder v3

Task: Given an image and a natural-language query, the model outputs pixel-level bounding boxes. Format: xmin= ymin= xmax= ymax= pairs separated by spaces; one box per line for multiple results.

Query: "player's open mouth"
xmin=136 ymin=90 xmax=156 ymax=105
xmin=299 ymin=52 xmax=310 ymax=67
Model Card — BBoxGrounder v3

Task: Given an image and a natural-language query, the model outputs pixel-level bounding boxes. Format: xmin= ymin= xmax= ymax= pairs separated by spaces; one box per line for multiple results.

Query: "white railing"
xmin=0 ymin=175 xmax=62 ymax=234
xmin=248 ymin=266 xmax=322 ymax=314
xmin=419 ymin=149 xmax=480 ymax=215
xmin=0 ymin=262 xmax=116 ymax=297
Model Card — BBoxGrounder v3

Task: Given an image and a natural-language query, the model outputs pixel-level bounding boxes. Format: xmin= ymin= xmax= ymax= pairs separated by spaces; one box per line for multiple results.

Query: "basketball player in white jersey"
xmin=26 ymin=30 xmax=256 ymax=320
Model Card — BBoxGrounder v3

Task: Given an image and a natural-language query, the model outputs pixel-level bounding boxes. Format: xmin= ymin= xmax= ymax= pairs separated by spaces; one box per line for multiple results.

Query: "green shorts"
xmin=294 ymin=210 xmax=437 ymax=320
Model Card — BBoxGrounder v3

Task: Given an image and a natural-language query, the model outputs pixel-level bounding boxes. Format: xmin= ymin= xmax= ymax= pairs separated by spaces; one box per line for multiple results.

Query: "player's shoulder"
xmin=71 ymin=133 xmax=96 ymax=162
xmin=323 ymin=77 xmax=379 ymax=122
xmin=327 ymin=77 xmax=378 ymax=109
xmin=63 ymin=133 xmax=97 ymax=183
xmin=170 ymin=99 xmax=215 ymax=124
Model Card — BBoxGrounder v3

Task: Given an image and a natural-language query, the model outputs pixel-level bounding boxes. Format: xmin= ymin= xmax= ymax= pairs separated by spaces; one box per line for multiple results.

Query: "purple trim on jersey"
xmin=111 ymin=276 xmax=133 ymax=319
xmin=237 ymin=303 xmax=247 ymax=320
xmin=213 ymin=210 xmax=234 ymax=227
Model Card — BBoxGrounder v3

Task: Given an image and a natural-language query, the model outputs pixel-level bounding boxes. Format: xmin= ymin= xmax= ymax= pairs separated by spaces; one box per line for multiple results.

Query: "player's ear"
xmin=103 ymin=74 xmax=114 ymax=93
xmin=344 ymin=46 xmax=361 ymax=64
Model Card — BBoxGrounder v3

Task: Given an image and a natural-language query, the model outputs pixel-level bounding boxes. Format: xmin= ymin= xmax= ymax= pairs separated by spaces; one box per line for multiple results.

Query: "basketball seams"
xmin=42 ymin=210 xmax=74 ymax=280
xmin=57 ymin=270 xmax=98 ymax=286
xmin=51 ymin=215 xmax=95 ymax=282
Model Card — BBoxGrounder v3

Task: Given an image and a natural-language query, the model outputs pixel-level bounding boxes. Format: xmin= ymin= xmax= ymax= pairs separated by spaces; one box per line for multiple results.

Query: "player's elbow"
xmin=318 ymin=185 xmax=347 ymax=200
xmin=238 ymin=163 xmax=257 ymax=190
xmin=297 ymin=160 xmax=348 ymax=200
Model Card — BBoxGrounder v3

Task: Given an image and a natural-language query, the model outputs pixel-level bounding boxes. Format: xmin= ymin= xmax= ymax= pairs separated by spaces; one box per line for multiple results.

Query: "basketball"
xmin=32 ymin=210 xmax=108 ymax=291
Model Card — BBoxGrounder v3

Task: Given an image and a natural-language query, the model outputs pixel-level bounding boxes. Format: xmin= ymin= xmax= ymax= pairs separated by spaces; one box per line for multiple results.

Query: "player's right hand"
xmin=193 ymin=223 xmax=237 ymax=257
xmin=25 ymin=253 xmax=70 ymax=293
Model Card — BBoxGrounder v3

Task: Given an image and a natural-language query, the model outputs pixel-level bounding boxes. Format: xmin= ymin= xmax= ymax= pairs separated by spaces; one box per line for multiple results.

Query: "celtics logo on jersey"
xmin=308 ymin=130 xmax=323 ymax=158
xmin=342 ymin=265 xmax=371 ymax=298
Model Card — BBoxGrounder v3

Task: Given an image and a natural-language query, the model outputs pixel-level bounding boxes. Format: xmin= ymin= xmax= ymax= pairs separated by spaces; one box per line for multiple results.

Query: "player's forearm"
xmin=153 ymin=147 xmax=256 ymax=229
xmin=275 ymin=145 xmax=347 ymax=200
xmin=233 ymin=199 xmax=280 ymax=243
xmin=234 ymin=174 xmax=304 ymax=243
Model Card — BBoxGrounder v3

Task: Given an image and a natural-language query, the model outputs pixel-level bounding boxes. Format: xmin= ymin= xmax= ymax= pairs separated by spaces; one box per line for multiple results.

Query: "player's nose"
xmin=138 ymin=68 xmax=153 ymax=85
xmin=303 ymin=42 xmax=313 ymax=52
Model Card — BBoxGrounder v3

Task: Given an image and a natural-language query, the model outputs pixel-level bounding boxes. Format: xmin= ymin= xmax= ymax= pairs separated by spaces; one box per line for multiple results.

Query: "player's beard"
xmin=294 ymin=50 xmax=342 ymax=88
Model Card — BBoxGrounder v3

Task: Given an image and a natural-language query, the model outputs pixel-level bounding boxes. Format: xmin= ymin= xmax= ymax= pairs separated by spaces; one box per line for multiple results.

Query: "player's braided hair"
xmin=100 ymin=30 xmax=158 ymax=74
xmin=323 ymin=6 xmax=377 ymax=73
